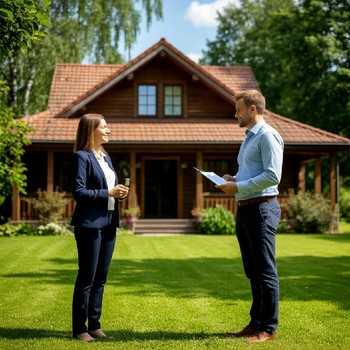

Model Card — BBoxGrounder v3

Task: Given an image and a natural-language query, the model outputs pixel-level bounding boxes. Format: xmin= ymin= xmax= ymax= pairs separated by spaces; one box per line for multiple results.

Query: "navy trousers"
xmin=72 ymin=224 xmax=116 ymax=335
xmin=235 ymin=200 xmax=280 ymax=334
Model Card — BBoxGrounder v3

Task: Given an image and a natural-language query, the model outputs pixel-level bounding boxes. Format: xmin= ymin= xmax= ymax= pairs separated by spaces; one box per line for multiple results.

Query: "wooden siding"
xmin=79 ymin=56 xmax=235 ymax=120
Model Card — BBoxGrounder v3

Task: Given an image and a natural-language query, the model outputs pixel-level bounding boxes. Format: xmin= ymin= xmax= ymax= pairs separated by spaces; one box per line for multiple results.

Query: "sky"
xmin=127 ymin=0 xmax=238 ymax=63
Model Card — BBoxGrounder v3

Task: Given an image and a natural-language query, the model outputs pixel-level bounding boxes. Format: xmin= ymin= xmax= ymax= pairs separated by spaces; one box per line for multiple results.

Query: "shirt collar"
xmin=247 ymin=119 xmax=266 ymax=135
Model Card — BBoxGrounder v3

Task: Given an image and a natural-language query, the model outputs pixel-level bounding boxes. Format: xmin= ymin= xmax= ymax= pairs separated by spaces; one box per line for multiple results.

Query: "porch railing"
xmin=18 ymin=194 xmax=288 ymax=221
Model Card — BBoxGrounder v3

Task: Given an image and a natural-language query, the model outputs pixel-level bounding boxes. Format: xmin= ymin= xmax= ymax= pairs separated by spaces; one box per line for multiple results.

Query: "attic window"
xmin=164 ymin=85 xmax=182 ymax=116
xmin=138 ymin=85 xmax=157 ymax=116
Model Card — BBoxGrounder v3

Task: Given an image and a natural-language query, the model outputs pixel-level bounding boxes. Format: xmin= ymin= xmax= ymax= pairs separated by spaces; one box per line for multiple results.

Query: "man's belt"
xmin=237 ymin=196 xmax=277 ymax=207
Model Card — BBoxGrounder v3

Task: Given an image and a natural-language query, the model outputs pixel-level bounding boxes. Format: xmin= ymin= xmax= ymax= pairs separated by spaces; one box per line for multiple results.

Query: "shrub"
xmin=285 ymin=191 xmax=333 ymax=233
xmin=25 ymin=188 xmax=69 ymax=224
xmin=199 ymin=205 xmax=235 ymax=235
xmin=339 ymin=187 xmax=350 ymax=222
xmin=0 ymin=222 xmax=34 ymax=237
xmin=35 ymin=222 xmax=73 ymax=236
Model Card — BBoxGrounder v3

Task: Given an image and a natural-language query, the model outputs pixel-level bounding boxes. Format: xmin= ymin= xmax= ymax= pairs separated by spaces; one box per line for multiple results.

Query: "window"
xmin=164 ymin=86 xmax=182 ymax=116
xmin=138 ymin=85 xmax=157 ymax=116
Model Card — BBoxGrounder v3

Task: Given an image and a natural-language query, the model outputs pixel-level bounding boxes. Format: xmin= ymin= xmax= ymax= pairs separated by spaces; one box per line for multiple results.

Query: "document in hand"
xmin=193 ymin=167 xmax=227 ymax=185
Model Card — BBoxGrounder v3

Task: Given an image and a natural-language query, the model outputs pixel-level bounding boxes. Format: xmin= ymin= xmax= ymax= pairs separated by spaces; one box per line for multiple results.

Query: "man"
xmin=217 ymin=89 xmax=284 ymax=343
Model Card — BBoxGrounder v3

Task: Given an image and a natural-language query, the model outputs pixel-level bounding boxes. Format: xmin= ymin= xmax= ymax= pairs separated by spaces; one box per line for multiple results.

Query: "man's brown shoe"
xmin=245 ymin=331 xmax=276 ymax=343
xmin=226 ymin=325 xmax=258 ymax=337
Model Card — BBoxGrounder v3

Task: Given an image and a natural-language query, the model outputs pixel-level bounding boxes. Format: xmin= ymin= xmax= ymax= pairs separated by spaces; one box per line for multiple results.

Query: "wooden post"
xmin=298 ymin=162 xmax=305 ymax=193
xmin=47 ymin=150 xmax=54 ymax=192
xmin=128 ymin=150 xmax=137 ymax=208
xmin=195 ymin=151 xmax=203 ymax=208
xmin=314 ymin=158 xmax=321 ymax=194
xmin=11 ymin=186 xmax=20 ymax=221
xmin=330 ymin=153 xmax=337 ymax=211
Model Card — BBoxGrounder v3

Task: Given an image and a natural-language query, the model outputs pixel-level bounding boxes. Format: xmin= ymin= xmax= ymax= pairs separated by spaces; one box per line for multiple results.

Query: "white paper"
xmin=193 ymin=167 xmax=227 ymax=185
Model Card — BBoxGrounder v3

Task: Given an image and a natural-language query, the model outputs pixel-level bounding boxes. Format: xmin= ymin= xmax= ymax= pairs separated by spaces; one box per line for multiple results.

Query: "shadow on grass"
xmin=2 ymin=254 xmax=350 ymax=310
xmin=0 ymin=327 xmax=224 ymax=341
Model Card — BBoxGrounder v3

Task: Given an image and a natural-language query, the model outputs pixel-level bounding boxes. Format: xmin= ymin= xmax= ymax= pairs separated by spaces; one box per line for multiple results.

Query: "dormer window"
xmin=164 ymin=86 xmax=182 ymax=116
xmin=138 ymin=85 xmax=157 ymax=116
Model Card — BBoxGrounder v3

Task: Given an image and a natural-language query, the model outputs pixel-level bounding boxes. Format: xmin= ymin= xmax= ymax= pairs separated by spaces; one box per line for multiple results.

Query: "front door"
xmin=144 ymin=160 xmax=178 ymax=218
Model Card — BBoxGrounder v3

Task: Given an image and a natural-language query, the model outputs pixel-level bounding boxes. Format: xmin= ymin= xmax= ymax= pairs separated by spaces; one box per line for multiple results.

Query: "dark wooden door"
xmin=144 ymin=160 xmax=178 ymax=218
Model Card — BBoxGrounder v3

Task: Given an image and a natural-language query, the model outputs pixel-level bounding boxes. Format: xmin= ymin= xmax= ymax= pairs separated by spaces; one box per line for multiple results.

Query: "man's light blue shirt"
xmin=235 ymin=120 xmax=284 ymax=201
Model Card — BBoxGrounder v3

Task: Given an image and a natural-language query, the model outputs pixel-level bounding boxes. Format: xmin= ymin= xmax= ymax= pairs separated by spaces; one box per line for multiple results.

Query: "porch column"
xmin=128 ymin=150 xmax=137 ymax=208
xmin=314 ymin=157 xmax=321 ymax=194
xmin=11 ymin=186 xmax=20 ymax=221
xmin=330 ymin=153 xmax=337 ymax=211
xmin=47 ymin=150 xmax=54 ymax=192
xmin=195 ymin=151 xmax=203 ymax=208
xmin=298 ymin=162 xmax=306 ymax=193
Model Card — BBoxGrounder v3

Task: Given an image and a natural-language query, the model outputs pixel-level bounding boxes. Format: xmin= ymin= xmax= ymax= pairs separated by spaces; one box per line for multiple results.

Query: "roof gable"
xmin=49 ymin=38 xmax=258 ymax=118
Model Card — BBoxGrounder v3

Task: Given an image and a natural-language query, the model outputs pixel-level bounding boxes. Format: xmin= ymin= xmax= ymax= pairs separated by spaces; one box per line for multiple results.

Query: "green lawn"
xmin=0 ymin=233 xmax=349 ymax=350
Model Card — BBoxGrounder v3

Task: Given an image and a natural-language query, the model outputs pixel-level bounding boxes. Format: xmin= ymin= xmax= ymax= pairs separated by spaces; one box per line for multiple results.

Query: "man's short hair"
xmin=234 ymin=90 xmax=265 ymax=114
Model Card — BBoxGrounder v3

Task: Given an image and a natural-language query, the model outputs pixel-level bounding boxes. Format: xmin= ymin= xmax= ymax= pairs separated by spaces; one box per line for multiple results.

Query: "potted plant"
xmin=191 ymin=207 xmax=205 ymax=224
xmin=122 ymin=207 xmax=141 ymax=231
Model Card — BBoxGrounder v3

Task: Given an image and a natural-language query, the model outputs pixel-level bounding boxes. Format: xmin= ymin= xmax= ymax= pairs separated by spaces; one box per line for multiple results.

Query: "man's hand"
xmin=216 ymin=181 xmax=238 ymax=195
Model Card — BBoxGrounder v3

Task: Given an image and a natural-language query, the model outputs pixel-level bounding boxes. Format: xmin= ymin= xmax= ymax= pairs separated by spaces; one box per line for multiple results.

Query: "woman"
xmin=71 ymin=114 xmax=129 ymax=342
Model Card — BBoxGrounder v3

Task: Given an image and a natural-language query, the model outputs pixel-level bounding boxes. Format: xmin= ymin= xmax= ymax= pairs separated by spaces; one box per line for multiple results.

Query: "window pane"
xmin=138 ymin=84 xmax=156 ymax=116
xmin=174 ymin=96 xmax=181 ymax=105
xmin=173 ymin=86 xmax=181 ymax=95
xmin=174 ymin=106 xmax=181 ymax=115
xmin=164 ymin=85 xmax=182 ymax=117
xmin=148 ymin=106 xmax=156 ymax=115
xmin=138 ymin=106 xmax=147 ymax=115
xmin=139 ymin=86 xmax=147 ymax=95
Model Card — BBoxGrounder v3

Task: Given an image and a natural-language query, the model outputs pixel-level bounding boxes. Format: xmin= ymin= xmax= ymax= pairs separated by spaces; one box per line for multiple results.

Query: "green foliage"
xmin=199 ymin=205 xmax=235 ymax=235
xmin=339 ymin=187 xmax=350 ymax=222
xmin=285 ymin=191 xmax=333 ymax=233
xmin=0 ymin=109 xmax=33 ymax=198
xmin=0 ymin=222 xmax=34 ymax=237
xmin=0 ymin=0 xmax=50 ymax=56
xmin=25 ymin=188 xmax=69 ymax=224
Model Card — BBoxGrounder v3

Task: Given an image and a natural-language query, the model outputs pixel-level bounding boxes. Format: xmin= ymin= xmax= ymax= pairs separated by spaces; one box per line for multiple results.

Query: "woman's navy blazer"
xmin=71 ymin=150 xmax=120 ymax=229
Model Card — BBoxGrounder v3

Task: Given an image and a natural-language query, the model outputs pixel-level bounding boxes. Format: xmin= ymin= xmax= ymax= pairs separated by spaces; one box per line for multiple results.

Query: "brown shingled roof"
xmin=25 ymin=38 xmax=350 ymax=147
xmin=26 ymin=110 xmax=350 ymax=146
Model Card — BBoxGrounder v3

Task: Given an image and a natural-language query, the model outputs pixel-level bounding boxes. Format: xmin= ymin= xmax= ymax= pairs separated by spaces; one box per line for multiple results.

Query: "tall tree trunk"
xmin=23 ymin=65 xmax=36 ymax=117
xmin=9 ymin=56 xmax=18 ymax=109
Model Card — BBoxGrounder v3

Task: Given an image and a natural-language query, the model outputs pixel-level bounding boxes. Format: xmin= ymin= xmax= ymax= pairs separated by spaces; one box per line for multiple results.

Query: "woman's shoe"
xmin=73 ymin=332 xmax=96 ymax=342
xmin=88 ymin=329 xmax=107 ymax=338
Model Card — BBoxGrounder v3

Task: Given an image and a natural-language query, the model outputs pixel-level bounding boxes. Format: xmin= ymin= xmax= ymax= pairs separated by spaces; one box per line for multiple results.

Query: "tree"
xmin=201 ymin=0 xmax=350 ymax=138
xmin=0 ymin=0 xmax=50 ymax=220
xmin=0 ymin=0 xmax=163 ymax=116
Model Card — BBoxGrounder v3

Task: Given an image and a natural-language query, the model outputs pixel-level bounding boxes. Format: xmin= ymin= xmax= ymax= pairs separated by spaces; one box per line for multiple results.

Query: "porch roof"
xmin=26 ymin=109 xmax=350 ymax=146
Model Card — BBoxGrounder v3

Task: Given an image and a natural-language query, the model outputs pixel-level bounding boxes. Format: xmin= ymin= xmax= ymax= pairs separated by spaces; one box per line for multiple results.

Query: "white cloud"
xmin=184 ymin=0 xmax=236 ymax=28
xmin=187 ymin=52 xmax=203 ymax=63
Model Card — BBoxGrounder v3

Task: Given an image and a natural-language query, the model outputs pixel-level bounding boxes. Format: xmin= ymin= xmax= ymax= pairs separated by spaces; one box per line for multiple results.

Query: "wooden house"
xmin=13 ymin=39 xmax=350 ymax=229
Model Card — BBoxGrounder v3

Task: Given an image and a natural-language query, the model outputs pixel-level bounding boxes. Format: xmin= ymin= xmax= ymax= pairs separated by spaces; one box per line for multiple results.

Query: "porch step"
xmin=134 ymin=219 xmax=199 ymax=235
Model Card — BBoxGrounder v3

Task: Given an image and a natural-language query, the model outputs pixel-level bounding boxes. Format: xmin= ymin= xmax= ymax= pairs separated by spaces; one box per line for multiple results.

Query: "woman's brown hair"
xmin=74 ymin=114 xmax=104 ymax=152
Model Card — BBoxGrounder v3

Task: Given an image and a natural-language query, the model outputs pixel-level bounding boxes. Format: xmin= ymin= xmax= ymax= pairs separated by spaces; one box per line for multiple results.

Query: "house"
xmin=13 ymin=38 xmax=350 ymax=227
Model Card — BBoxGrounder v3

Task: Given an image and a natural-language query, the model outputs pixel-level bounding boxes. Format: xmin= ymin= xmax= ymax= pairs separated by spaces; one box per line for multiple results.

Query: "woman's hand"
xmin=109 ymin=184 xmax=129 ymax=198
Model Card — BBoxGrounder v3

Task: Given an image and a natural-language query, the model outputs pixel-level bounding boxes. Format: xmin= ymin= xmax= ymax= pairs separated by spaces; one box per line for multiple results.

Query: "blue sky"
xmin=127 ymin=0 xmax=237 ymax=63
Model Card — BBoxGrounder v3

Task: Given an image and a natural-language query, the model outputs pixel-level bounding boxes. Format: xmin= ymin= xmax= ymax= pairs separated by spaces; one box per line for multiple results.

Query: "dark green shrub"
xmin=276 ymin=221 xmax=291 ymax=234
xmin=285 ymin=191 xmax=333 ymax=233
xmin=199 ymin=205 xmax=235 ymax=235
xmin=339 ymin=187 xmax=350 ymax=222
